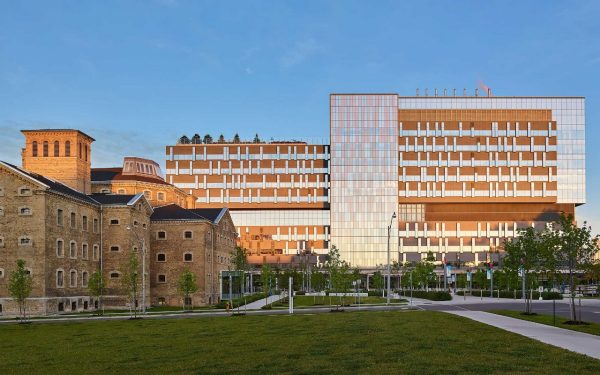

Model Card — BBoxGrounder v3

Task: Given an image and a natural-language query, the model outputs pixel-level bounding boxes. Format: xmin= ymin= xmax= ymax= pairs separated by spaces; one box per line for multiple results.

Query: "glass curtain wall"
xmin=330 ymin=94 xmax=399 ymax=267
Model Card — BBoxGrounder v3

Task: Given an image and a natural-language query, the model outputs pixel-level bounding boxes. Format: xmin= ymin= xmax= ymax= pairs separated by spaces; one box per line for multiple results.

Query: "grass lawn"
xmin=490 ymin=309 xmax=600 ymax=336
xmin=1 ymin=311 xmax=600 ymax=374
xmin=266 ymin=295 xmax=406 ymax=309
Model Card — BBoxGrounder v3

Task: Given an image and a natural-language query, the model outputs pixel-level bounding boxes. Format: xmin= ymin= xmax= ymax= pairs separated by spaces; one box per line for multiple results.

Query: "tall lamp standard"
xmin=387 ymin=212 xmax=397 ymax=305
xmin=127 ymin=225 xmax=146 ymax=315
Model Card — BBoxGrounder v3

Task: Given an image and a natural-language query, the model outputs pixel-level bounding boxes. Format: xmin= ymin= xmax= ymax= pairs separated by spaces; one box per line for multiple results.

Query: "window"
xmin=56 ymin=239 xmax=64 ymax=257
xmin=65 ymin=141 xmax=71 ymax=157
xmin=56 ymin=270 xmax=64 ymax=288
xmin=184 ymin=297 xmax=192 ymax=306
xmin=54 ymin=141 xmax=60 ymax=157
xmin=157 ymin=253 xmax=166 ymax=262
xmin=78 ymin=142 xmax=82 ymax=159
xmin=157 ymin=231 xmax=166 ymax=240
xmin=117 ymin=189 xmax=126 ymax=194
xmin=58 ymin=302 xmax=64 ymax=311
xmin=158 ymin=274 xmax=166 ymax=283
xmin=19 ymin=207 xmax=32 ymax=216
xmin=100 ymin=189 xmax=110 ymax=193
xmin=0 ymin=207 xmax=4 ymax=217
xmin=133 ymin=220 xmax=139 ymax=227
xmin=0 ymin=187 xmax=4 ymax=196
xmin=158 ymin=297 xmax=166 ymax=305
xmin=93 ymin=218 xmax=99 ymax=233
xmin=110 ymin=245 xmax=120 ymax=252
xmin=81 ymin=243 xmax=88 ymax=259
xmin=70 ymin=241 xmax=77 ymax=258
xmin=0 ymin=268 xmax=4 ymax=278
xmin=70 ymin=212 xmax=76 ymax=228
xmin=184 ymin=231 xmax=193 ymax=239
xmin=110 ymin=272 xmax=120 ymax=279
xmin=57 ymin=209 xmax=64 ymax=226
xmin=93 ymin=244 xmax=99 ymax=260
xmin=19 ymin=236 xmax=32 ymax=246
xmin=84 ymin=145 xmax=88 ymax=161
xmin=32 ymin=141 xmax=38 ymax=157
xmin=157 ymin=192 xmax=166 ymax=201
xmin=110 ymin=219 xmax=120 ymax=225
xmin=43 ymin=141 xmax=49 ymax=157
xmin=70 ymin=270 xmax=77 ymax=287
xmin=184 ymin=253 xmax=193 ymax=262
xmin=0 ymin=236 xmax=4 ymax=247
xmin=18 ymin=187 xmax=32 ymax=196
xmin=142 ymin=223 xmax=147 ymax=229
xmin=82 ymin=216 xmax=88 ymax=231
xmin=143 ymin=190 xmax=152 ymax=200
xmin=82 ymin=271 xmax=89 ymax=287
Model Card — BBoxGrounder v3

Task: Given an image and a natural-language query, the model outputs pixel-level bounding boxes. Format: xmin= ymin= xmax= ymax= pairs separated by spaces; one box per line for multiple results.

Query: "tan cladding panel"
xmin=169 ymin=143 xmax=328 ymax=156
xmin=421 ymin=203 xmax=574 ymax=222
xmin=398 ymin=109 xmax=553 ymax=122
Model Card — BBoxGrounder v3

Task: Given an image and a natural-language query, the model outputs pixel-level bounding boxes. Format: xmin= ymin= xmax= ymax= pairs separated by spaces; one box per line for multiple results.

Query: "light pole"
xmin=387 ymin=212 xmax=397 ymax=305
xmin=127 ymin=225 xmax=146 ymax=314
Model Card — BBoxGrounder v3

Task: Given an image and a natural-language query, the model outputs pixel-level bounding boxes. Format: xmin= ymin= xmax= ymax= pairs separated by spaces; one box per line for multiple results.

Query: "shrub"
xmin=367 ymin=290 xmax=382 ymax=297
xmin=295 ymin=291 xmax=306 ymax=296
xmin=409 ymin=290 xmax=452 ymax=301
xmin=456 ymin=290 xmax=562 ymax=300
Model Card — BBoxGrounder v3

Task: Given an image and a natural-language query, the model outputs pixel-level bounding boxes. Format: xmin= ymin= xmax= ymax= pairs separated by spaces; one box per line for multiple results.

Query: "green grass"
xmin=1 ymin=311 xmax=600 ymax=374
xmin=490 ymin=309 xmax=600 ymax=336
xmin=263 ymin=295 xmax=406 ymax=309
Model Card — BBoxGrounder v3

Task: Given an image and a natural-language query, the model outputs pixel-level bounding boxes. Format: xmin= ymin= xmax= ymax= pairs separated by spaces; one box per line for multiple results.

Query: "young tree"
xmin=203 ymin=134 xmax=213 ymax=144
xmin=372 ymin=269 xmax=384 ymax=295
xmin=326 ymin=245 xmax=351 ymax=309
xmin=232 ymin=133 xmax=241 ymax=143
xmin=260 ymin=264 xmax=274 ymax=305
xmin=391 ymin=260 xmax=402 ymax=290
xmin=178 ymin=269 xmax=198 ymax=311
xmin=88 ymin=270 xmax=105 ymax=315
xmin=231 ymin=247 xmax=249 ymax=311
xmin=253 ymin=133 xmax=261 ymax=143
xmin=217 ymin=134 xmax=226 ymax=143
xmin=551 ymin=213 xmax=599 ymax=321
xmin=413 ymin=261 xmax=435 ymax=291
xmin=122 ymin=253 xmax=141 ymax=318
xmin=178 ymin=135 xmax=190 ymax=144
xmin=8 ymin=259 xmax=33 ymax=321
xmin=503 ymin=226 xmax=550 ymax=314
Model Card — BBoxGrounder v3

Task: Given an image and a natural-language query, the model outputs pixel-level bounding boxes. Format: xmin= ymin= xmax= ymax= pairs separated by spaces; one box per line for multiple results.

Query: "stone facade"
xmin=0 ymin=129 xmax=236 ymax=317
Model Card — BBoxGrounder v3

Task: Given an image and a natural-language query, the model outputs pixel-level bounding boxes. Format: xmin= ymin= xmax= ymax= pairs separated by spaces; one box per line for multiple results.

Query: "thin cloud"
xmin=280 ymin=38 xmax=322 ymax=68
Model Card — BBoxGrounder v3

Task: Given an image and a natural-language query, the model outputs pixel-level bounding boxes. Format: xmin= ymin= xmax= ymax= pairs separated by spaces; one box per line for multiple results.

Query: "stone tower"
xmin=21 ymin=129 xmax=95 ymax=194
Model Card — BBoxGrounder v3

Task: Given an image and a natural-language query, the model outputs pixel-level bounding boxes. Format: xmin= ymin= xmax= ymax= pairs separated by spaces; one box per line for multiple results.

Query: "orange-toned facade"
xmin=167 ymin=94 xmax=586 ymax=268
xmin=166 ymin=143 xmax=330 ymax=255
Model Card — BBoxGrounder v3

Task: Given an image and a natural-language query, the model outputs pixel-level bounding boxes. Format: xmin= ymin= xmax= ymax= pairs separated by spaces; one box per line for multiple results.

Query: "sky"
xmin=1 ymin=0 xmax=600 ymax=228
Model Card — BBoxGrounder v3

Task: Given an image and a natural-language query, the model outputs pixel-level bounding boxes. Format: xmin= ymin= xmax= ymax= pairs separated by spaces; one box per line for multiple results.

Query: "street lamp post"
xmin=387 ymin=212 xmax=397 ymax=305
xmin=127 ymin=226 xmax=146 ymax=315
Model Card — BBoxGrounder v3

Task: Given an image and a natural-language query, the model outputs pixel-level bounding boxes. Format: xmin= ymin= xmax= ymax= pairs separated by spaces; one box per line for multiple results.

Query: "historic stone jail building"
xmin=168 ymin=93 xmax=585 ymax=268
xmin=0 ymin=129 xmax=235 ymax=316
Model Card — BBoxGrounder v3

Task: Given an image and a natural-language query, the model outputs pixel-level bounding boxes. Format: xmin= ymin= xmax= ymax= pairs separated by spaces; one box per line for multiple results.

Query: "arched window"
xmin=157 ymin=192 xmax=166 ymax=201
xmin=78 ymin=143 xmax=82 ymax=159
xmin=110 ymin=271 xmax=120 ymax=279
xmin=56 ymin=239 xmax=64 ymax=257
xmin=65 ymin=141 xmax=71 ymax=156
xmin=43 ymin=141 xmax=49 ymax=157
xmin=84 ymin=145 xmax=88 ymax=161
xmin=70 ymin=241 xmax=77 ymax=258
xmin=184 ymin=253 xmax=193 ymax=262
xmin=82 ymin=271 xmax=89 ymax=287
xmin=157 ymin=253 xmax=166 ymax=262
xmin=32 ymin=141 xmax=38 ymax=157
xmin=54 ymin=141 xmax=60 ymax=156
xmin=70 ymin=270 xmax=77 ymax=287
xmin=56 ymin=269 xmax=64 ymax=288
xmin=81 ymin=243 xmax=88 ymax=259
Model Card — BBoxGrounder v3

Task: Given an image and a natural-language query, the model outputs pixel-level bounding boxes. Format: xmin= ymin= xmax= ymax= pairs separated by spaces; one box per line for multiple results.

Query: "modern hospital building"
xmin=166 ymin=93 xmax=585 ymax=268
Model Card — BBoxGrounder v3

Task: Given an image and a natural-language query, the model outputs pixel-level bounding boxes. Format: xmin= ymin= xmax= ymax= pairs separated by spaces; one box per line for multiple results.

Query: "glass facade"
xmin=330 ymin=94 xmax=399 ymax=267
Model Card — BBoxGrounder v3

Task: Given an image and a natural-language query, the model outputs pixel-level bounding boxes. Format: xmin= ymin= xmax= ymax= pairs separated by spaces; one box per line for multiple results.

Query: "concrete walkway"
xmin=241 ymin=293 xmax=287 ymax=310
xmin=447 ymin=310 xmax=600 ymax=360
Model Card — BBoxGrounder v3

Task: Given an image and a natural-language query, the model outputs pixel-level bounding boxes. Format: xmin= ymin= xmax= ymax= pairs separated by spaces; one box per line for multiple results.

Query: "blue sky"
xmin=1 ymin=0 xmax=599 ymax=227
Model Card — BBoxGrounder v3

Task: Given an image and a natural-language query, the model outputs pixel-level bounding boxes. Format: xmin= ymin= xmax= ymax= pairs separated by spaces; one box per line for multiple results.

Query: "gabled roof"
xmin=90 ymin=193 xmax=138 ymax=205
xmin=151 ymin=204 xmax=227 ymax=224
xmin=0 ymin=161 xmax=99 ymax=206
xmin=91 ymin=168 xmax=121 ymax=182
xmin=189 ymin=208 xmax=228 ymax=224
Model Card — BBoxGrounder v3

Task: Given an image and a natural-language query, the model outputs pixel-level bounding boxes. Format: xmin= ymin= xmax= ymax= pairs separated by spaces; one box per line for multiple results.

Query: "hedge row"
xmin=406 ymin=290 xmax=452 ymax=301
xmin=456 ymin=290 xmax=562 ymax=300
